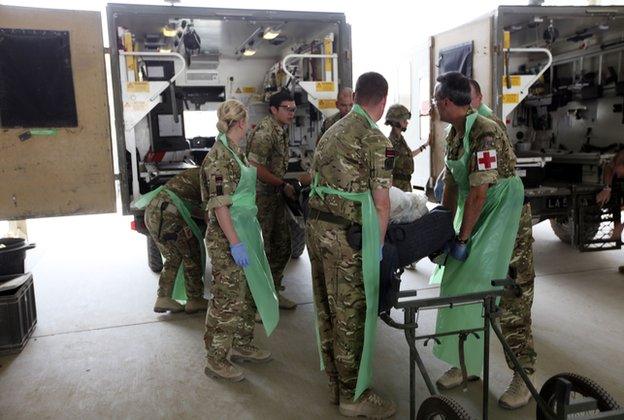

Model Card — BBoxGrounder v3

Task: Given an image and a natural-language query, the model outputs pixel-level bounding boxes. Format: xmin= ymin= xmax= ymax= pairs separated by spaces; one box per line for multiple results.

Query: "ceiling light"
xmin=162 ymin=24 xmax=177 ymax=38
xmin=242 ymin=48 xmax=256 ymax=57
xmin=263 ymin=27 xmax=281 ymax=40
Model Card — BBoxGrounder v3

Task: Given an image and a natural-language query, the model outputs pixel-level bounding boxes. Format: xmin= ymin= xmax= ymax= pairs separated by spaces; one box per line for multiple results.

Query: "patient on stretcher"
xmin=389 ymin=187 xmax=429 ymax=223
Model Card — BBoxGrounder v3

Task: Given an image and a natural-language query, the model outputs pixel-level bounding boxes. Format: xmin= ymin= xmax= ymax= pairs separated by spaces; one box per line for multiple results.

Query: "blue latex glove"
xmin=230 ymin=242 xmax=250 ymax=268
xmin=379 ymin=244 xmax=384 ymax=261
xmin=448 ymin=237 xmax=469 ymax=262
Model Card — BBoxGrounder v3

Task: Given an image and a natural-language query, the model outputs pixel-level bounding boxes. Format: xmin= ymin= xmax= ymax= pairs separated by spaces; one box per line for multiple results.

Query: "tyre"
xmin=537 ymin=372 xmax=621 ymax=420
xmin=417 ymin=395 xmax=471 ymax=420
xmin=147 ymin=236 xmax=163 ymax=273
xmin=549 ymin=217 xmax=599 ymax=245
xmin=289 ymin=214 xmax=306 ymax=259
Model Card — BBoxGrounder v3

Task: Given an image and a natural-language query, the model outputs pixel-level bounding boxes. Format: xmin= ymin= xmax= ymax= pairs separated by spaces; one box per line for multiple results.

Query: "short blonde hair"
xmin=216 ymin=99 xmax=248 ymax=134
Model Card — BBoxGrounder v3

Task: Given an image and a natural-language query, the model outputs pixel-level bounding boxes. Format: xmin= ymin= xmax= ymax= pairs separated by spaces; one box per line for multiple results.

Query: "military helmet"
xmin=385 ymin=104 xmax=411 ymax=124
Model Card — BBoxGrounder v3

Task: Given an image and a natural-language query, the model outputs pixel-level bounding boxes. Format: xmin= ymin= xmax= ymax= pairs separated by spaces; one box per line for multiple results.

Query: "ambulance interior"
xmin=114 ymin=11 xmax=340 ymax=204
xmin=502 ymin=10 xmax=624 ymax=189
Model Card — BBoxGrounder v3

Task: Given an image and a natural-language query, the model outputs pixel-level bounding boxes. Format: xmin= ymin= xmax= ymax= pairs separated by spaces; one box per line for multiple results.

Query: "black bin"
xmin=0 ymin=272 xmax=37 ymax=355
xmin=0 ymin=238 xmax=35 ymax=276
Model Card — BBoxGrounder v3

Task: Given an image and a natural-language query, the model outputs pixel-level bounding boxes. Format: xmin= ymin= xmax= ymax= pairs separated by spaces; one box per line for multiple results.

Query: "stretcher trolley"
xmin=377 ymin=211 xmax=624 ymax=420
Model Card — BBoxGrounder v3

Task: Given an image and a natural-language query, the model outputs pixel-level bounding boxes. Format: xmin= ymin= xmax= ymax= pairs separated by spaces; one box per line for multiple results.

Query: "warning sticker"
xmin=318 ymin=99 xmax=336 ymax=109
xmin=127 ymin=82 xmax=150 ymax=93
xmin=502 ymin=93 xmax=519 ymax=104
xmin=316 ymin=82 xmax=335 ymax=92
xmin=242 ymin=86 xmax=256 ymax=94
xmin=502 ymin=75 xmax=521 ymax=87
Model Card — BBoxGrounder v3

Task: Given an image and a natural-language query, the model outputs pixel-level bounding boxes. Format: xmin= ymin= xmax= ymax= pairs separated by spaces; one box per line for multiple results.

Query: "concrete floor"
xmin=0 ymin=212 xmax=623 ymax=419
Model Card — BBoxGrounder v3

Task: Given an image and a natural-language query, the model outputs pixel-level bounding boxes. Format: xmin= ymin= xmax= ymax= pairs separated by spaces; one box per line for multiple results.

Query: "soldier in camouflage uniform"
xmin=246 ymin=90 xmax=298 ymax=309
xmin=470 ymin=78 xmax=537 ymax=409
xmin=202 ymin=99 xmax=272 ymax=382
xmin=318 ymin=87 xmax=354 ymax=142
xmin=144 ymin=168 xmax=208 ymax=314
xmin=307 ymin=72 xmax=396 ymax=418
xmin=384 ymin=104 xmax=430 ymax=192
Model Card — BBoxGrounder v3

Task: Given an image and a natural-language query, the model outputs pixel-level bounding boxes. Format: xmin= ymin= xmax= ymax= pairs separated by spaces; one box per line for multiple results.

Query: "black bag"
xmin=379 ymin=243 xmax=401 ymax=315
xmin=347 ymin=206 xmax=456 ymax=267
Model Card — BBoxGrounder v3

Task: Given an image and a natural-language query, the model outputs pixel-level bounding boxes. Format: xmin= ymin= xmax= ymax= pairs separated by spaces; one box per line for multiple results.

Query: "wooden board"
xmin=429 ymin=14 xmax=494 ymax=181
xmin=0 ymin=6 xmax=115 ymax=220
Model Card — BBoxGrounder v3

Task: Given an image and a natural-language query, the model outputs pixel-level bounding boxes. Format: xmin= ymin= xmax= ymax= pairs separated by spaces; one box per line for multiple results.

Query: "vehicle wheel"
xmin=288 ymin=214 xmax=306 ymax=259
xmin=549 ymin=217 xmax=599 ymax=245
xmin=147 ymin=236 xmax=163 ymax=273
xmin=537 ymin=372 xmax=621 ymax=420
xmin=417 ymin=395 xmax=471 ymax=420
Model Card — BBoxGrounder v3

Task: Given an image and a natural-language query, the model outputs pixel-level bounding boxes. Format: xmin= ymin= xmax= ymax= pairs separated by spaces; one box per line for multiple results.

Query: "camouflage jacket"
xmin=309 ymin=109 xmax=393 ymax=224
xmin=318 ymin=111 xmax=343 ymax=141
xmin=444 ymin=108 xmax=516 ymax=188
xmin=200 ymin=139 xmax=246 ymax=217
xmin=160 ymin=168 xmax=202 ymax=216
xmin=245 ymin=115 xmax=289 ymax=188
xmin=388 ymin=131 xmax=414 ymax=182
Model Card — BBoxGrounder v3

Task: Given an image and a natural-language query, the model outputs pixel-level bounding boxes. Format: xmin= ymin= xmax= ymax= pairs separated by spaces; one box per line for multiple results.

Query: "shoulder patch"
xmin=476 ymin=150 xmax=498 ymax=171
xmin=385 ymin=147 xmax=396 ymax=170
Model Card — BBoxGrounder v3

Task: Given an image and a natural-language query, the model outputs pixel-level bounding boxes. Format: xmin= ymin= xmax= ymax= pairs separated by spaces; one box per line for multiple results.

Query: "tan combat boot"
xmin=278 ymin=293 xmax=297 ymax=309
xmin=499 ymin=372 xmax=532 ymax=409
xmin=436 ymin=367 xmax=480 ymax=390
xmin=204 ymin=357 xmax=245 ymax=382
xmin=185 ymin=297 xmax=208 ymax=314
xmin=229 ymin=344 xmax=272 ymax=363
xmin=153 ymin=297 xmax=184 ymax=313
xmin=339 ymin=389 xmax=397 ymax=419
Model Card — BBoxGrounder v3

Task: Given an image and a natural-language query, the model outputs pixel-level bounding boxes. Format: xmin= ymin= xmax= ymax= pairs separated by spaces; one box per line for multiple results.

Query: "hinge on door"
xmin=103 ymin=47 xmax=111 ymax=54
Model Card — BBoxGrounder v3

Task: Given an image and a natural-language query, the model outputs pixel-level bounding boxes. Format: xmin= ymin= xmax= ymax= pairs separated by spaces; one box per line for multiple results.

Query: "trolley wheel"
xmin=147 ymin=236 xmax=163 ymax=273
xmin=537 ymin=372 xmax=621 ymax=419
xmin=417 ymin=395 xmax=471 ymax=420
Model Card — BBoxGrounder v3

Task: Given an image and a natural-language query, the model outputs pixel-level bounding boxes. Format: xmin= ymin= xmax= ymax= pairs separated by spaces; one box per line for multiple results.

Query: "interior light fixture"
xmin=242 ymin=48 xmax=256 ymax=56
xmin=263 ymin=27 xmax=281 ymax=40
xmin=162 ymin=24 xmax=177 ymax=38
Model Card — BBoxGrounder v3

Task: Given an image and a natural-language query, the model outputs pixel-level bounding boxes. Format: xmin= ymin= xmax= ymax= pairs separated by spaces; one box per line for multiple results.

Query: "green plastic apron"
xmin=430 ymin=111 xmax=524 ymax=375
xmin=217 ymin=133 xmax=279 ymax=337
xmin=309 ymin=103 xmax=382 ymax=400
xmin=133 ymin=186 xmax=206 ymax=302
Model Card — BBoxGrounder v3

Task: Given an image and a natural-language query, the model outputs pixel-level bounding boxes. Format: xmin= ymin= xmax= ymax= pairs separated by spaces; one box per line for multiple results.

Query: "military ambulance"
xmin=0 ymin=3 xmax=352 ymax=271
xmin=409 ymin=4 xmax=624 ymax=252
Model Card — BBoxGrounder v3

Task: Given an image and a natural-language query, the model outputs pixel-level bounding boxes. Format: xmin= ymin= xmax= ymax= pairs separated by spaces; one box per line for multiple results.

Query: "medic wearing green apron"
xmin=307 ymin=82 xmax=396 ymax=417
xmin=133 ymin=168 xmax=207 ymax=312
xmin=430 ymin=72 xmax=524 ymax=380
xmin=201 ymin=122 xmax=278 ymax=381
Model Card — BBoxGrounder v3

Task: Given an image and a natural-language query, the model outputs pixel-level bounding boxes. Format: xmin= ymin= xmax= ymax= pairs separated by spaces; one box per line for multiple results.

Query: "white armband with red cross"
xmin=476 ymin=150 xmax=497 ymax=171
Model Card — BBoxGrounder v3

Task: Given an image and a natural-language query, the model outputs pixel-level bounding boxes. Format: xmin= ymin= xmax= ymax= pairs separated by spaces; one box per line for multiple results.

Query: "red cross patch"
xmin=476 ymin=150 xmax=497 ymax=171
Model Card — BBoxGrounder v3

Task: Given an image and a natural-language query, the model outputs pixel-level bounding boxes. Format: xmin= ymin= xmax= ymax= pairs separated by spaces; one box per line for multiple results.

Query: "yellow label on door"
xmin=502 ymin=93 xmax=519 ymax=104
xmin=242 ymin=86 xmax=256 ymax=94
xmin=502 ymin=75 xmax=521 ymax=87
xmin=503 ymin=31 xmax=511 ymax=49
xmin=318 ymin=99 xmax=336 ymax=109
xmin=316 ymin=82 xmax=335 ymax=92
xmin=127 ymin=82 xmax=150 ymax=93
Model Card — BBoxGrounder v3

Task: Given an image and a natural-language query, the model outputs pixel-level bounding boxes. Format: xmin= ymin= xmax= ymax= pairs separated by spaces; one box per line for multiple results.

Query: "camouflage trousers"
xmin=256 ymin=193 xmax=291 ymax=290
xmin=144 ymin=195 xmax=204 ymax=299
xmin=306 ymin=218 xmax=365 ymax=399
xmin=203 ymin=223 xmax=255 ymax=361
xmin=500 ymin=203 xmax=537 ymax=374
